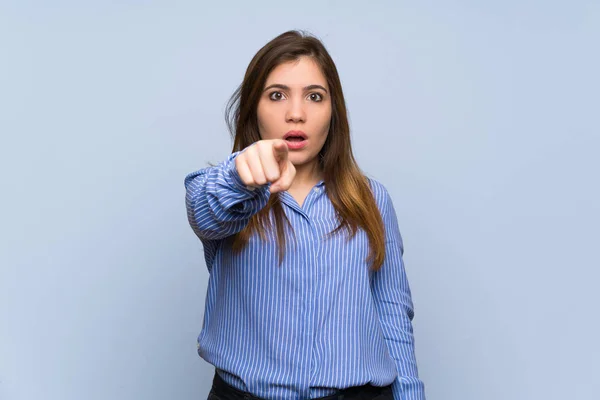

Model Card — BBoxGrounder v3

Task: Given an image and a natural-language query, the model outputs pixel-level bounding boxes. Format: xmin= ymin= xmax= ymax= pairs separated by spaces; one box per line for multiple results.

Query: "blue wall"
xmin=1 ymin=1 xmax=598 ymax=399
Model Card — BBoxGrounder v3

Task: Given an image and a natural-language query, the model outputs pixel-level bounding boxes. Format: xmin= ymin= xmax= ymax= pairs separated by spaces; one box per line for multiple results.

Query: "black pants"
xmin=208 ymin=371 xmax=394 ymax=400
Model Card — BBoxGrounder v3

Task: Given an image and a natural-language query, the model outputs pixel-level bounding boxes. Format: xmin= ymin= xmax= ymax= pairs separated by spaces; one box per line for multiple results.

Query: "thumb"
xmin=270 ymin=159 xmax=295 ymax=193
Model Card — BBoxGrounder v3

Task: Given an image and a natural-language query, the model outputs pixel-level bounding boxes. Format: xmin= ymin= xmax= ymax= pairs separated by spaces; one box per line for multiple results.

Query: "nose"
xmin=285 ymin=97 xmax=306 ymax=123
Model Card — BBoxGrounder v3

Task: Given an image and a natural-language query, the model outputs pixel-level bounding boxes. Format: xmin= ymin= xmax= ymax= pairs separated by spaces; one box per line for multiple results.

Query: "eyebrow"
xmin=263 ymin=84 xmax=328 ymax=93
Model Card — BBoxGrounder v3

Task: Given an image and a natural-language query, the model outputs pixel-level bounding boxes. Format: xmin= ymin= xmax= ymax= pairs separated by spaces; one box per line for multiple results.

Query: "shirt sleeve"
xmin=370 ymin=190 xmax=426 ymax=400
xmin=184 ymin=150 xmax=271 ymax=241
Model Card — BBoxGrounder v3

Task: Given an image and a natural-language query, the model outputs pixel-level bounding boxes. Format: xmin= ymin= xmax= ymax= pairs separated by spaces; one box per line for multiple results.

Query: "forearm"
xmin=374 ymin=264 xmax=425 ymax=399
xmin=184 ymin=151 xmax=270 ymax=240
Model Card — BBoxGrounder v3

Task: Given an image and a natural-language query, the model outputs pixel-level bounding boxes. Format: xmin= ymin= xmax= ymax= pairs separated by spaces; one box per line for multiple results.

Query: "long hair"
xmin=224 ymin=30 xmax=386 ymax=271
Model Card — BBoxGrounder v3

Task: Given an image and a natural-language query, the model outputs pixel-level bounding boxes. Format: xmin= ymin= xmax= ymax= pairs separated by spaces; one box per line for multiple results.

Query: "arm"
xmin=184 ymin=150 xmax=271 ymax=241
xmin=370 ymin=191 xmax=426 ymax=400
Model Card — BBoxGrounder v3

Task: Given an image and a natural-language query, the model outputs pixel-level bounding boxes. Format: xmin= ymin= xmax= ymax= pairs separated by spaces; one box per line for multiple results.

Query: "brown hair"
xmin=225 ymin=30 xmax=385 ymax=271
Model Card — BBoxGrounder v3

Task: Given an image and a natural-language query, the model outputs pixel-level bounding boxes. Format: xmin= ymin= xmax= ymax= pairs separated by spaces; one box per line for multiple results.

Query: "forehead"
xmin=264 ymin=57 xmax=328 ymax=88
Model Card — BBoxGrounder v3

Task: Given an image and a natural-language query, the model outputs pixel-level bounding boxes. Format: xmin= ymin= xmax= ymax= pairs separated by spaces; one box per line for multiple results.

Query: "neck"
xmin=290 ymin=159 xmax=323 ymax=189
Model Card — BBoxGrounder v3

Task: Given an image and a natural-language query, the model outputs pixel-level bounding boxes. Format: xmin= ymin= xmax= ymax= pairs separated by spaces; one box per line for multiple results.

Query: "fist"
xmin=235 ymin=139 xmax=296 ymax=194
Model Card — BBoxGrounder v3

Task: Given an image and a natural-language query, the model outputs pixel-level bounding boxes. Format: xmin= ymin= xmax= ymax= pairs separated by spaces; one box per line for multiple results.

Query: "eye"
xmin=269 ymin=91 xmax=285 ymax=101
xmin=308 ymin=93 xmax=323 ymax=102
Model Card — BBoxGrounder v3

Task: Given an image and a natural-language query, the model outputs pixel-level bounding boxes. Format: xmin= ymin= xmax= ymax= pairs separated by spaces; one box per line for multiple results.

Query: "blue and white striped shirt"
xmin=184 ymin=150 xmax=426 ymax=400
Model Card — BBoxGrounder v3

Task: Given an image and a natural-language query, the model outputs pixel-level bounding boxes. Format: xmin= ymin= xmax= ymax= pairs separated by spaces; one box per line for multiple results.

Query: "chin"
xmin=290 ymin=155 xmax=316 ymax=166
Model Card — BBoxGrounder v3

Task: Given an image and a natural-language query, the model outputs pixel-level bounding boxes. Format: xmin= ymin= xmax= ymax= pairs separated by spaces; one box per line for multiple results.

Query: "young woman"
xmin=184 ymin=30 xmax=426 ymax=400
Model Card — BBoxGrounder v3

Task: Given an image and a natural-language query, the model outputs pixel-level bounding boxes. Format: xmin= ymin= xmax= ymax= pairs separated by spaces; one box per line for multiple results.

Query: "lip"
xmin=283 ymin=130 xmax=308 ymax=150
xmin=283 ymin=130 xmax=308 ymax=140
xmin=285 ymin=139 xmax=307 ymax=150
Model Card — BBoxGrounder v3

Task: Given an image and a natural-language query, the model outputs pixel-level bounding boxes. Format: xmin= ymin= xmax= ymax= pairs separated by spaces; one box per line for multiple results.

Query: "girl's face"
xmin=257 ymin=56 xmax=332 ymax=168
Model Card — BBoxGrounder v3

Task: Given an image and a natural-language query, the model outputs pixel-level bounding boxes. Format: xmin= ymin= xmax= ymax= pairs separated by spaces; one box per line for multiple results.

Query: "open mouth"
xmin=283 ymin=131 xmax=308 ymax=149
xmin=285 ymin=136 xmax=305 ymax=142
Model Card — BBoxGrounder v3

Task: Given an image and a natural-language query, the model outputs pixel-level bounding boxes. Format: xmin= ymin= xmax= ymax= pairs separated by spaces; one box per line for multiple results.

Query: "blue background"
xmin=1 ymin=1 xmax=598 ymax=399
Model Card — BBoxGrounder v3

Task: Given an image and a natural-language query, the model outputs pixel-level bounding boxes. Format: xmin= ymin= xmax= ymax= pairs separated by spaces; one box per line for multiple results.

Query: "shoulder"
xmin=365 ymin=176 xmax=404 ymax=247
xmin=365 ymin=176 xmax=394 ymax=216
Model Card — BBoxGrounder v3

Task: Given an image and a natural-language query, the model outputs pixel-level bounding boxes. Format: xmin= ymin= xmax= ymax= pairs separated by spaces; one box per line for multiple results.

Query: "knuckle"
xmin=247 ymin=144 xmax=258 ymax=156
xmin=269 ymin=172 xmax=281 ymax=182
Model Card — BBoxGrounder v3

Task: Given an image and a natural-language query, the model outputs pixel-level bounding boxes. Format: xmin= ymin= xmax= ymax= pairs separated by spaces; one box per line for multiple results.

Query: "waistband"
xmin=210 ymin=370 xmax=393 ymax=400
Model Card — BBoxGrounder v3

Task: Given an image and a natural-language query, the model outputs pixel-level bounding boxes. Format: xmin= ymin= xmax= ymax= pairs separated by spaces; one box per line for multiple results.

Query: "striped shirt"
xmin=184 ymin=150 xmax=426 ymax=400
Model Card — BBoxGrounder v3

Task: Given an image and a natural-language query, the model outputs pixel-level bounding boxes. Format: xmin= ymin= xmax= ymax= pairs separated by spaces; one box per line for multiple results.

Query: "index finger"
xmin=271 ymin=139 xmax=289 ymax=162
